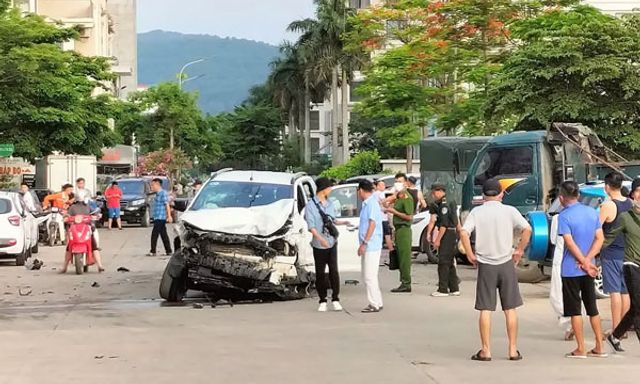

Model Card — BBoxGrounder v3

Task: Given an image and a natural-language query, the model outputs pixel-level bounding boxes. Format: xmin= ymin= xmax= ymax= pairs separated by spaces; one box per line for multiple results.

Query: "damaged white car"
xmin=159 ymin=170 xmax=321 ymax=302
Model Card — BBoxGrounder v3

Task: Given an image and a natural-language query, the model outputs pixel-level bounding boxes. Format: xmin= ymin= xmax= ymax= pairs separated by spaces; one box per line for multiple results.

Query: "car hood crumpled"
xmin=180 ymin=199 xmax=295 ymax=237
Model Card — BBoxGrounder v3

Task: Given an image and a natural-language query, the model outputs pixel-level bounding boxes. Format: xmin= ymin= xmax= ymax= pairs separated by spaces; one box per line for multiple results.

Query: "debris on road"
xmin=18 ymin=287 xmax=32 ymax=296
xmin=117 ymin=267 xmax=130 ymax=273
xmin=345 ymin=280 xmax=359 ymax=285
xmin=25 ymin=259 xmax=44 ymax=270
xmin=91 ymin=282 xmax=100 ymax=288
xmin=94 ymin=355 xmax=104 ymax=359
xmin=192 ymin=303 xmax=204 ymax=309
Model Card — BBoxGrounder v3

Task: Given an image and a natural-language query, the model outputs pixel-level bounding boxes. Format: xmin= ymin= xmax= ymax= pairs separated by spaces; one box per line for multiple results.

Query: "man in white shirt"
xmin=19 ymin=183 xmax=37 ymax=212
xmin=459 ymin=178 xmax=532 ymax=362
xmin=374 ymin=180 xmax=394 ymax=251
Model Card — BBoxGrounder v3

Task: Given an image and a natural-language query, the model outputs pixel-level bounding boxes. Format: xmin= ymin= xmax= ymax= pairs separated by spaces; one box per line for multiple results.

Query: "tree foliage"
xmin=0 ymin=4 xmax=118 ymax=161
xmin=320 ymin=150 xmax=382 ymax=180
xmin=116 ymin=83 xmax=221 ymax=170
xmin=486 ymin=6 xmax=640 ymax=154
xmin=138 ymin=148 xmax=192 ymax=177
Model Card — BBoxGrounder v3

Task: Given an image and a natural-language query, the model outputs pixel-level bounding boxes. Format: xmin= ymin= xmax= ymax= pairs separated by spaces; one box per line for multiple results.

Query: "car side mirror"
xmin=173 ymin=199 xmax=189 ymax=212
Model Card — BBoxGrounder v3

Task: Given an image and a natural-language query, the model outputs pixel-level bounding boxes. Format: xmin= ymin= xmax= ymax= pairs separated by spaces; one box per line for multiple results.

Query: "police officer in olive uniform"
xmin=429 ymin=183 xmax=461 ymax=297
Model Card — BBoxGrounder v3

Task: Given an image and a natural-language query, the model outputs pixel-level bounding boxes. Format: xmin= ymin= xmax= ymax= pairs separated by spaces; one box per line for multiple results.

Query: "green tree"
xmin=485 ymin=6 xmax=640 ymax=155
xmin=0 ymin=4 xmax=118 ymax=161
xmin=117 ymin=83 xmax=221 ymax=170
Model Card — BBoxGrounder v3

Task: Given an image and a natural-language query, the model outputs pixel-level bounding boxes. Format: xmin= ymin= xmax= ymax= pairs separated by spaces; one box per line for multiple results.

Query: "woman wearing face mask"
xmin=387 ymin=173 xmax=415 ymax=293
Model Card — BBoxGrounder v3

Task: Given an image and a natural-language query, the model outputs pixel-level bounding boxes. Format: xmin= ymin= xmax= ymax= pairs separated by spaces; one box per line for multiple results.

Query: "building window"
xmin=349 ymin=81 xmax=363 ymax=103
xmin=311 ymin=138 xmax=320 ymax=155
xmin=349 ymin=0 xmax=371 ymax=9
xmin=310 ymin=111 xmax=320 ymax=131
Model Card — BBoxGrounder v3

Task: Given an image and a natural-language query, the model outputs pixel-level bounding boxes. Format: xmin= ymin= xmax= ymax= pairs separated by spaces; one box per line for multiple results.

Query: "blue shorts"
xmin=601 ymin=249 xmax=627 ymax=294
xmin=108 ymin=208 xmax=121 ymax=219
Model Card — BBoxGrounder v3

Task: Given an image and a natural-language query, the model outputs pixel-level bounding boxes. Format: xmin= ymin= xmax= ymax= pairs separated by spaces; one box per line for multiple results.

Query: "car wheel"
xmin=16 ymin=247 xmax=30 ymax=266
xmin=516 ymin=259 xmax=547 ymax=283
xmin=159 ymin=264 xmax=187 ymax=302
xmin=141 ymin=209 xmax=150 ymax=228
xmin=595 ymin=265 xmax=609 ymax=299
xmin=419 ymin=229 xmax=439 ymax=264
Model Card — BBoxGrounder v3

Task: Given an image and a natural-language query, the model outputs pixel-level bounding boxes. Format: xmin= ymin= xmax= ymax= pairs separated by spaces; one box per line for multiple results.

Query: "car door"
xmin=10 ymin=194 xmax=31 ymax=250
xmin=328 ymin=185 xmax=362 ymax=272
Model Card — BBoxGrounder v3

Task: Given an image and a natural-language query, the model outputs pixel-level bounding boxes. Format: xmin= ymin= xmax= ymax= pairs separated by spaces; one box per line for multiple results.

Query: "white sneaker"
xmin=431 ymin=291 xmax=450 ymax=297
xmin=450 ymin=291 xmax=461 ymax=296
xmin=318 ymin=302 xmax=328 ymax=312
xmin=331 ymin=301 xmax=343 ymax=311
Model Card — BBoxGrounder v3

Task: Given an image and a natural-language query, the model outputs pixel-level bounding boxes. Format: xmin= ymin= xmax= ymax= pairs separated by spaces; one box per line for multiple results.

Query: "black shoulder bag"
xmin=312 ymin=198 xmax=340 ymax=239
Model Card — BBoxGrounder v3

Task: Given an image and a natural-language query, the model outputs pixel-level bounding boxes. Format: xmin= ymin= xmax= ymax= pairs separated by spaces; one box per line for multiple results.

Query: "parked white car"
xmin=0 ymin=191 xmax=41 ymax=265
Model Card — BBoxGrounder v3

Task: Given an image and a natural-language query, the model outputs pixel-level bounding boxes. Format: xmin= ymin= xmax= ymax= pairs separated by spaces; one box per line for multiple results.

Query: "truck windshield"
xmin=474 ymin=147 xmax=533 ymax=186
xmin=190 ymin=181 xmax=293 ymax=210
xmin=118 ymin=181 xmax=145 ymax=196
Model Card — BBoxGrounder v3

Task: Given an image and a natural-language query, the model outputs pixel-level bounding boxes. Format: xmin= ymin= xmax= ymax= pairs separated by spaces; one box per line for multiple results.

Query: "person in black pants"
xmin=305 ymin=177 xmax=343 ymax=312
xmin=148 ymin=178 xmax=173 ymax=256
xmin=429 ymin=183 xmax=461 ymax=297
xmin=606 ymin=178 xmax=640 ymax=352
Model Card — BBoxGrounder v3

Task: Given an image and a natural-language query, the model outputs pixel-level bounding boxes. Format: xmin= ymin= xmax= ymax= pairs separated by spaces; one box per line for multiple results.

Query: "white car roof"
xmin=212 ymin=171 xmax=299 ymax=186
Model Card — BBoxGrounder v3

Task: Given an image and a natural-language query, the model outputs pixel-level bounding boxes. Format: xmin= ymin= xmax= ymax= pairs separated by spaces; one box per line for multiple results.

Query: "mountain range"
xmin=138 ymin=30 xmax=281 ymax=114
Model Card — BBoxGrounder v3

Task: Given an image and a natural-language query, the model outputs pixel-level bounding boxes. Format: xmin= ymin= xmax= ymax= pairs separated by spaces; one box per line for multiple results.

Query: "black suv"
xmin=117 ymin=178 xmax=152 ymax=227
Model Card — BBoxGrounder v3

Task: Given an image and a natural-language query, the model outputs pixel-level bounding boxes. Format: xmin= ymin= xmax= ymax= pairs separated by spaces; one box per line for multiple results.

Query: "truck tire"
xmin=159 ymin=265 xmax=186 ymax=302
xmin=141 ymin=209 xmax=150 ymax=228
xmin=73 ymin=253 xmax=84 ymax=275
xmin=516 ymin=259 xmax=547 ymax=283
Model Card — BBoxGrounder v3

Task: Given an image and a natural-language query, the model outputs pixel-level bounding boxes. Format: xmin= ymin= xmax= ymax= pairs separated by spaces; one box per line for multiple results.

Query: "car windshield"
xmin=0 ymin=198 xmax=11 ymax=214
xmin=118 ymin=181 xmax=145 ymax=196
xmin=190 ymin=181 xmax=293 ymax=210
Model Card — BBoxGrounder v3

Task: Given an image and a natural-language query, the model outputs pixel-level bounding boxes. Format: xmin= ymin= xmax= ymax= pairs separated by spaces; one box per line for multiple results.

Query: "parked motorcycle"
xmin=65 ymin=215 xmax=95 ymax=275
xmin=46 ymin=207 xmax=64 ymax=247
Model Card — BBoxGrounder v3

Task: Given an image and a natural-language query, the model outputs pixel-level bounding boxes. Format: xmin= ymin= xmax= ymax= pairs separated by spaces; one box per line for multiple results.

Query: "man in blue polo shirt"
xmin=357 ymin=180 xmax=384 ymax=313
xmin=557 ymin=181 xmax=607 ymax=359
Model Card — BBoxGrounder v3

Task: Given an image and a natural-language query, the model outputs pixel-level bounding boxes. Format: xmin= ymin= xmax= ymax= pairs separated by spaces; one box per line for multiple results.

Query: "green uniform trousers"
xmin=395 ymin=226 xmax=412 ymax=287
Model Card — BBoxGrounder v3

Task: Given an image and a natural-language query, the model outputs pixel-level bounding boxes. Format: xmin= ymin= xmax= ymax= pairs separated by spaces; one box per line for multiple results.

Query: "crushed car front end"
xmin=160 ymin=208 xmax=315 ymax=302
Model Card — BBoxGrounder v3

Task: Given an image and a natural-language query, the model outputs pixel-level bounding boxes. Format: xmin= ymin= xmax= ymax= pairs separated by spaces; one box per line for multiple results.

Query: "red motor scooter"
xmin=65 ymin=215 xmax=96 ymax=274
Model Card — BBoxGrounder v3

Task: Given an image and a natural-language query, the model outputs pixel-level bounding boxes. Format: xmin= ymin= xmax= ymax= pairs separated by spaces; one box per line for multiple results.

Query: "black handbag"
xmin=388 ymin=249 xmax=399 ymax=270
xmin=312 ymin=198 xmax=340 ymax=239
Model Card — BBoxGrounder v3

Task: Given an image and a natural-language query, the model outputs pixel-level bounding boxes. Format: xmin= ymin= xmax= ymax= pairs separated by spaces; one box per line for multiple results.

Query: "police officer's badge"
xmin=442 ymin=207 xmax=448 ymax=215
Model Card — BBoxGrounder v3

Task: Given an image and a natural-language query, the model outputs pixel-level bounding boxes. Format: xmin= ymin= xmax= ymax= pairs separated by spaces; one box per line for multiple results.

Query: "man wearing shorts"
xmin=606 ymin=178 xmax=640 ymax=353
xmin=459 ymin=178 xmax=531 ymax=361
xmin=599 ymin=172 xmax=632 ymax=334
xmin=105 ymin=181 xmax=123 ymax=230
xmin=557 ymin=181 xmax=607 ymax=358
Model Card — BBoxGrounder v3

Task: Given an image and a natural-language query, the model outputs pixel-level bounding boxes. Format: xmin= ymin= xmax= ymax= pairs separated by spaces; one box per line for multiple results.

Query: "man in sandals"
xmin=606 ymin=178 xmax=640 ymax=353
xmin=459 ymin=179 xmax=531 ymax=361
xmin=557 ymin=181 xmax=608 ymax=359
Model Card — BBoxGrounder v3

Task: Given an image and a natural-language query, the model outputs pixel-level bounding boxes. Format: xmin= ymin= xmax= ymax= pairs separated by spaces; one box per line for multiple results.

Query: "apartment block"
xmin=10 ymin=0 xmax=137 ymax=99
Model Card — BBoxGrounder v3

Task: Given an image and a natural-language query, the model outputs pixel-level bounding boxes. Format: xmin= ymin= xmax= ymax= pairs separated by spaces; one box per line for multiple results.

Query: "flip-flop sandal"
xmin=565 ymin=352 xmax=587 ymax=359
xmin=471 ymin=350 xmax=491 ymax=362
xmin=564 ymin=330 xmax=575 ymax=341
xmin=587 ymin=349 xmax=608 ymax=358
xmin=509 ymin=351 xmax=523 ymax=361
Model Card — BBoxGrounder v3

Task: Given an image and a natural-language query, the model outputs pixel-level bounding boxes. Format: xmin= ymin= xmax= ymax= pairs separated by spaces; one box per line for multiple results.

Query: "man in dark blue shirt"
xmin=148 ymin=178 xmax=173 ymax=256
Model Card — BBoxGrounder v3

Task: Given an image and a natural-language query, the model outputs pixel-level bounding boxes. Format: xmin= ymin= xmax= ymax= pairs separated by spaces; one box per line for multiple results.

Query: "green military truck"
xmin=458 ymin=123 xmax=640 ymax=282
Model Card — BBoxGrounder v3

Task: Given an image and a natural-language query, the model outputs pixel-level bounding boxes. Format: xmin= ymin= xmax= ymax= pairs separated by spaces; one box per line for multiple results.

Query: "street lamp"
xmin=178 ymin=59 xmax=206 ymax=90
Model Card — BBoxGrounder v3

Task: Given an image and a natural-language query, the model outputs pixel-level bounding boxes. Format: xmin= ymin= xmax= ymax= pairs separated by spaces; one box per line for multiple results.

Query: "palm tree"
xmin=289 ymin=0 xmax=357 ymax=166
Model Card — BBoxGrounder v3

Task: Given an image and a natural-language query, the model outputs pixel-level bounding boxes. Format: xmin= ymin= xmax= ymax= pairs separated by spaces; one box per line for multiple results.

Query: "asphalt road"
xmin=0 ymin=226 xmax=638 ymax=384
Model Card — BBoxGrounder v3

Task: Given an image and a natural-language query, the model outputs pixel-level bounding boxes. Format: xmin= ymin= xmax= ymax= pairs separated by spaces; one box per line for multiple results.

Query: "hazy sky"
xmin=137 ymin=0 xmax=316 ymax=45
